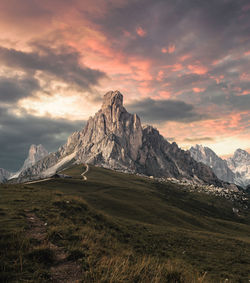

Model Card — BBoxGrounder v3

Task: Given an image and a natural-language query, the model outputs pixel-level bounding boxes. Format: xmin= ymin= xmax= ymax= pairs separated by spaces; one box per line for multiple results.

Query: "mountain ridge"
xmin=15 ymin=90 xmax=223 ymax=187
xmin=0 ymin=168 xmax=11 ymax=183
xmin=190 ymin=145 xmax=250 ymax=188
xmin=8 ymin=144 xmax=49 ymax=180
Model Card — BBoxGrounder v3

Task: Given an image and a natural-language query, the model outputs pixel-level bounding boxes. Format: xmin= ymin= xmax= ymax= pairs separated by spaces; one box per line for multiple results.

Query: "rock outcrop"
xmin=0 ymin=168 xmax=11 ymax=183
xmin=10 ymin=144 xmax=49 ymax=180
xmin=227 ymin=149 xmax=250 ymax=188
xmin=190 ymin=145 xmax=235 ymax=183
xmin=16 ymin=90 xmax=223 ymax=186
xmin=21 ymin=144 xmax=49 ymax=171
xmin=190 ymin=145 xmax=250 ymax=188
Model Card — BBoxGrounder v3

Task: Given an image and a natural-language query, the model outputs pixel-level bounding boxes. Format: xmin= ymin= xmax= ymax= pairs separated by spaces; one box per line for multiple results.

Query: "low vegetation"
xmin=0 ymin=165 xmax=249 ymax=282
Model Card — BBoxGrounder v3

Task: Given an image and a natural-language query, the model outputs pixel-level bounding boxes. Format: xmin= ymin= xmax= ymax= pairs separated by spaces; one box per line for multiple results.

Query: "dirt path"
xmin=24 ymin=178 xmax=53 ymax=185
xmin=25 ymin=211 xmax=83 ymax=282
xmin=81 ymin=164 xmax=89 ymax=181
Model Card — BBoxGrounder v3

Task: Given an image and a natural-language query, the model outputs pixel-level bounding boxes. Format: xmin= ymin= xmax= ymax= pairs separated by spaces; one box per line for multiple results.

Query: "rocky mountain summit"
xmin=0 ymin=168 xmax=11 ymax=183
xmin=9 ymin=144 xmax=49 ymax=180
xmin=21 ymin=144 xmax=49 ymax=172
xmin=190 ymin=145 xmax=235 ymax=183
xmin=227 ymin=149 xmax=250 ymax=188
xmin=190 ymin=145 xmax=250 ymax=188
xmin=16 ymin=90 xmax=224 ymax=186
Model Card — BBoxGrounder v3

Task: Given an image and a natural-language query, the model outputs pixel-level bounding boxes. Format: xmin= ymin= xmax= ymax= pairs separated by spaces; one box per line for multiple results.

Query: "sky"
xmin=0 ymin=0 xmax=249 ymax=171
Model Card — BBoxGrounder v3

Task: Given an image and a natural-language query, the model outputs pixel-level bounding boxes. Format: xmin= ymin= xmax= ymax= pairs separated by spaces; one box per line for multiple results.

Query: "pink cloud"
xmin=188 ymin=63 xmax=208 ymax=75
xmin=161 ymin=44 xmax=175 ymax=54
xmin=179 ymin=54 xmax=191 ymax=62
xmin=240 ymin=72 xmax=250 ymax=81
xmin=210 ymin=75 xmax=224 ymax=84
xmin=158 ymin=91 xmax=171 ymax=99
xmin=240 ymin=90 xmax=250 ymax=96
xmin=161 ymin=47 xmax=168 ymax=54
xmin=165 ymin=63 xmax=183 ymax=72
xmin=156 ymin=70 xmax=164 ymax=81
xmin=168 ymin=44 xmax=175 ymax=54
xmin=193 ymin=87 xmax=205 ymax=93
xmin=136 ymin=26 xmax=147 ymax=37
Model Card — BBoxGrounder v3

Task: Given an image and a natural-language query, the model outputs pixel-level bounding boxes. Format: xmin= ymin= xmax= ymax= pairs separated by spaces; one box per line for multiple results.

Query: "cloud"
xmin=0 ymin=76 xmax=40 ymax=102
xmin=136 ymin=27 xmax=147 ymax=37
xmin=0 ymin=106 xmax=85 ymax=171
xmin=161 ymin=44 xmax=175 ymax=54
xmin=193 ymin=87 xmax=205 ymax=93
xmin=127 ymin=98 xmax=206 ymax=123
xmin=209 ymin=93 xmax=250 ymax=111
xmin=0 ymin=43 xmax=107 ymax=90
xmin=184 ymin=137 xmax=214 ymax=142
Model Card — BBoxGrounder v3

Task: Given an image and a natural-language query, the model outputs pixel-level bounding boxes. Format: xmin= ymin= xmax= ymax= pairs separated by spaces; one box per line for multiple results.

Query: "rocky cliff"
xmin=190 ymin=145 xmax=235 ymax=183
xmin=9 ymin=144 xmax=49 ymax=180
xmin=227 ymin=149 xmax=250 ymax=188
xmin=0 ymin=168 xmax=11 ymax=183
xmin=190 ymin=145 xmax=250 ymax=188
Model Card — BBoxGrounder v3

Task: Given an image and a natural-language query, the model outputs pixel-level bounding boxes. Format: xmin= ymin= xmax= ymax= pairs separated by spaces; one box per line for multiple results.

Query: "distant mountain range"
xmin=1 ymin=90 xmax=249 ymax=190
xmin=0 ymin=144 xmax=48 ymax=182
xmin=0 ymin=168 xmax=11 ymax=183
xmin=190 ymin=145 xmax=250 ymax=188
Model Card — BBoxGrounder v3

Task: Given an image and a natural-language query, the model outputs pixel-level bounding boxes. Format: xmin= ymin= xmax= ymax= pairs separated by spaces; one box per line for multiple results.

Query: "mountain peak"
xmin=231 ymin=148 xmax=250 ymax=163
xmin=22 ymin=144 xmax=49 ymax=171
xmin=102 ymin=90 xmax=123 ymax=110
xmin=234 ymin=148 xmax=249 ymax=156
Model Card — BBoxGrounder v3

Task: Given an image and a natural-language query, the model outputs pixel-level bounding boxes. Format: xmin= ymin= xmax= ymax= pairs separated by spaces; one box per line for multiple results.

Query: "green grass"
xmin=0 ymin=164 xmax=249 ymax=282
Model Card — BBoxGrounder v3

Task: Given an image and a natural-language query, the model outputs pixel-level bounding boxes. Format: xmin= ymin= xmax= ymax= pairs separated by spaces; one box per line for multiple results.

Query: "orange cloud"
xmin=158 ymin=91 xmax=172 ymax=99
xmin=179 ymin=54 xmax=191 ymax=62
xmin=240 ymin=72 xmax=250 ymax=81
xmin=168 ymin=44 xmax=175 ymax=53
xmin=156 ymin=70 xmax=164 ymax=81
xmin=165 ymin=63 xmax=183 ymax=72
xmin=161 ymin=47 xmax=168 ymax=53
xmin=240 ymin=90 xmax=250 ymax=95
xmin=161 ymin=44 xmax=175 ymax=54
xmin=188 ymin=64 xmax=208 ymax=75
xmin=136 ymin=26 xmax=147 ymax=37
xmin=193 ymin=87 xmax=205 ymax=93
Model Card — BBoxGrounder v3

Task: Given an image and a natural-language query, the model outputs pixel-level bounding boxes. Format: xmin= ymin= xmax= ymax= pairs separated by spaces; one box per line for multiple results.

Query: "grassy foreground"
xmin=0 ymin=165 xmax=249 ymax=282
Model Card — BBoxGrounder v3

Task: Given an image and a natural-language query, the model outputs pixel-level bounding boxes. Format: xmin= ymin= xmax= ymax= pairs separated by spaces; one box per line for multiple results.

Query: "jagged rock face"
xmin=65 ymin=90 xmax=143 ymax=169
xmin=190 ymin=145 xmax=235 ymax=183
xmin=190 ymin=145 xmax=250 ymax=188
xmin=136 ymin=130 xmax=221 ymax=185
xmin=10 ymin=144 xmax=49 ymax=181
xmin=16 ymin=90 xmax=223 ymax=186
xmin=227 ymin=149 xmax=250 ymax=188
xmin=21 ymin=144 xmax=49 ymax=171
xmin=0 ymin=168 xmax=11 ymax=183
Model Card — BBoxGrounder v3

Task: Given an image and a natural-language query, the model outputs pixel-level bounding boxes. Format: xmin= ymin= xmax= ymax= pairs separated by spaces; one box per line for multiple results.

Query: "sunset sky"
xmin=0 ymin=0 xmax=249 ymax=171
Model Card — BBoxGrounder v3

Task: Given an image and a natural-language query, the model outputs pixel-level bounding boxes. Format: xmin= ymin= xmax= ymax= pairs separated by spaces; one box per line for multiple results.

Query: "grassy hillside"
xmin=0 ymin=165 xmax=249 ymax=282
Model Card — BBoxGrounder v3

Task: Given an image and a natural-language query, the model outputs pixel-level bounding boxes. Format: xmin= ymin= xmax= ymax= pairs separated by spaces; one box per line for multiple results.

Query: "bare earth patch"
xmin=25 ymin=211 xmax=83 ymax=283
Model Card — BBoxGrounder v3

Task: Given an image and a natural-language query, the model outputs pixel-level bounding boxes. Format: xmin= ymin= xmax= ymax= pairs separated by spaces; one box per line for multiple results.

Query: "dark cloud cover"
xmin=91 ymin=0 xmax=250 ymax=62
xmin=0 ymin=106 xmax=85 ymax=171
xmin=0 ymin=76 xmax=40 ymax=102
xmin=210 ymin=94 xmax=250 ymax=111
xmin=127 ymin=98 xmax=206 ymax=123
xmin=0 ymin=44 xmax=107 ymax=90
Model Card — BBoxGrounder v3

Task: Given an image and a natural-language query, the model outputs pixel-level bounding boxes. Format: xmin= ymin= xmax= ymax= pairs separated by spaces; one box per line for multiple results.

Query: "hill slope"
xmin=1 ymin=165 xmax=250 ymax=282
